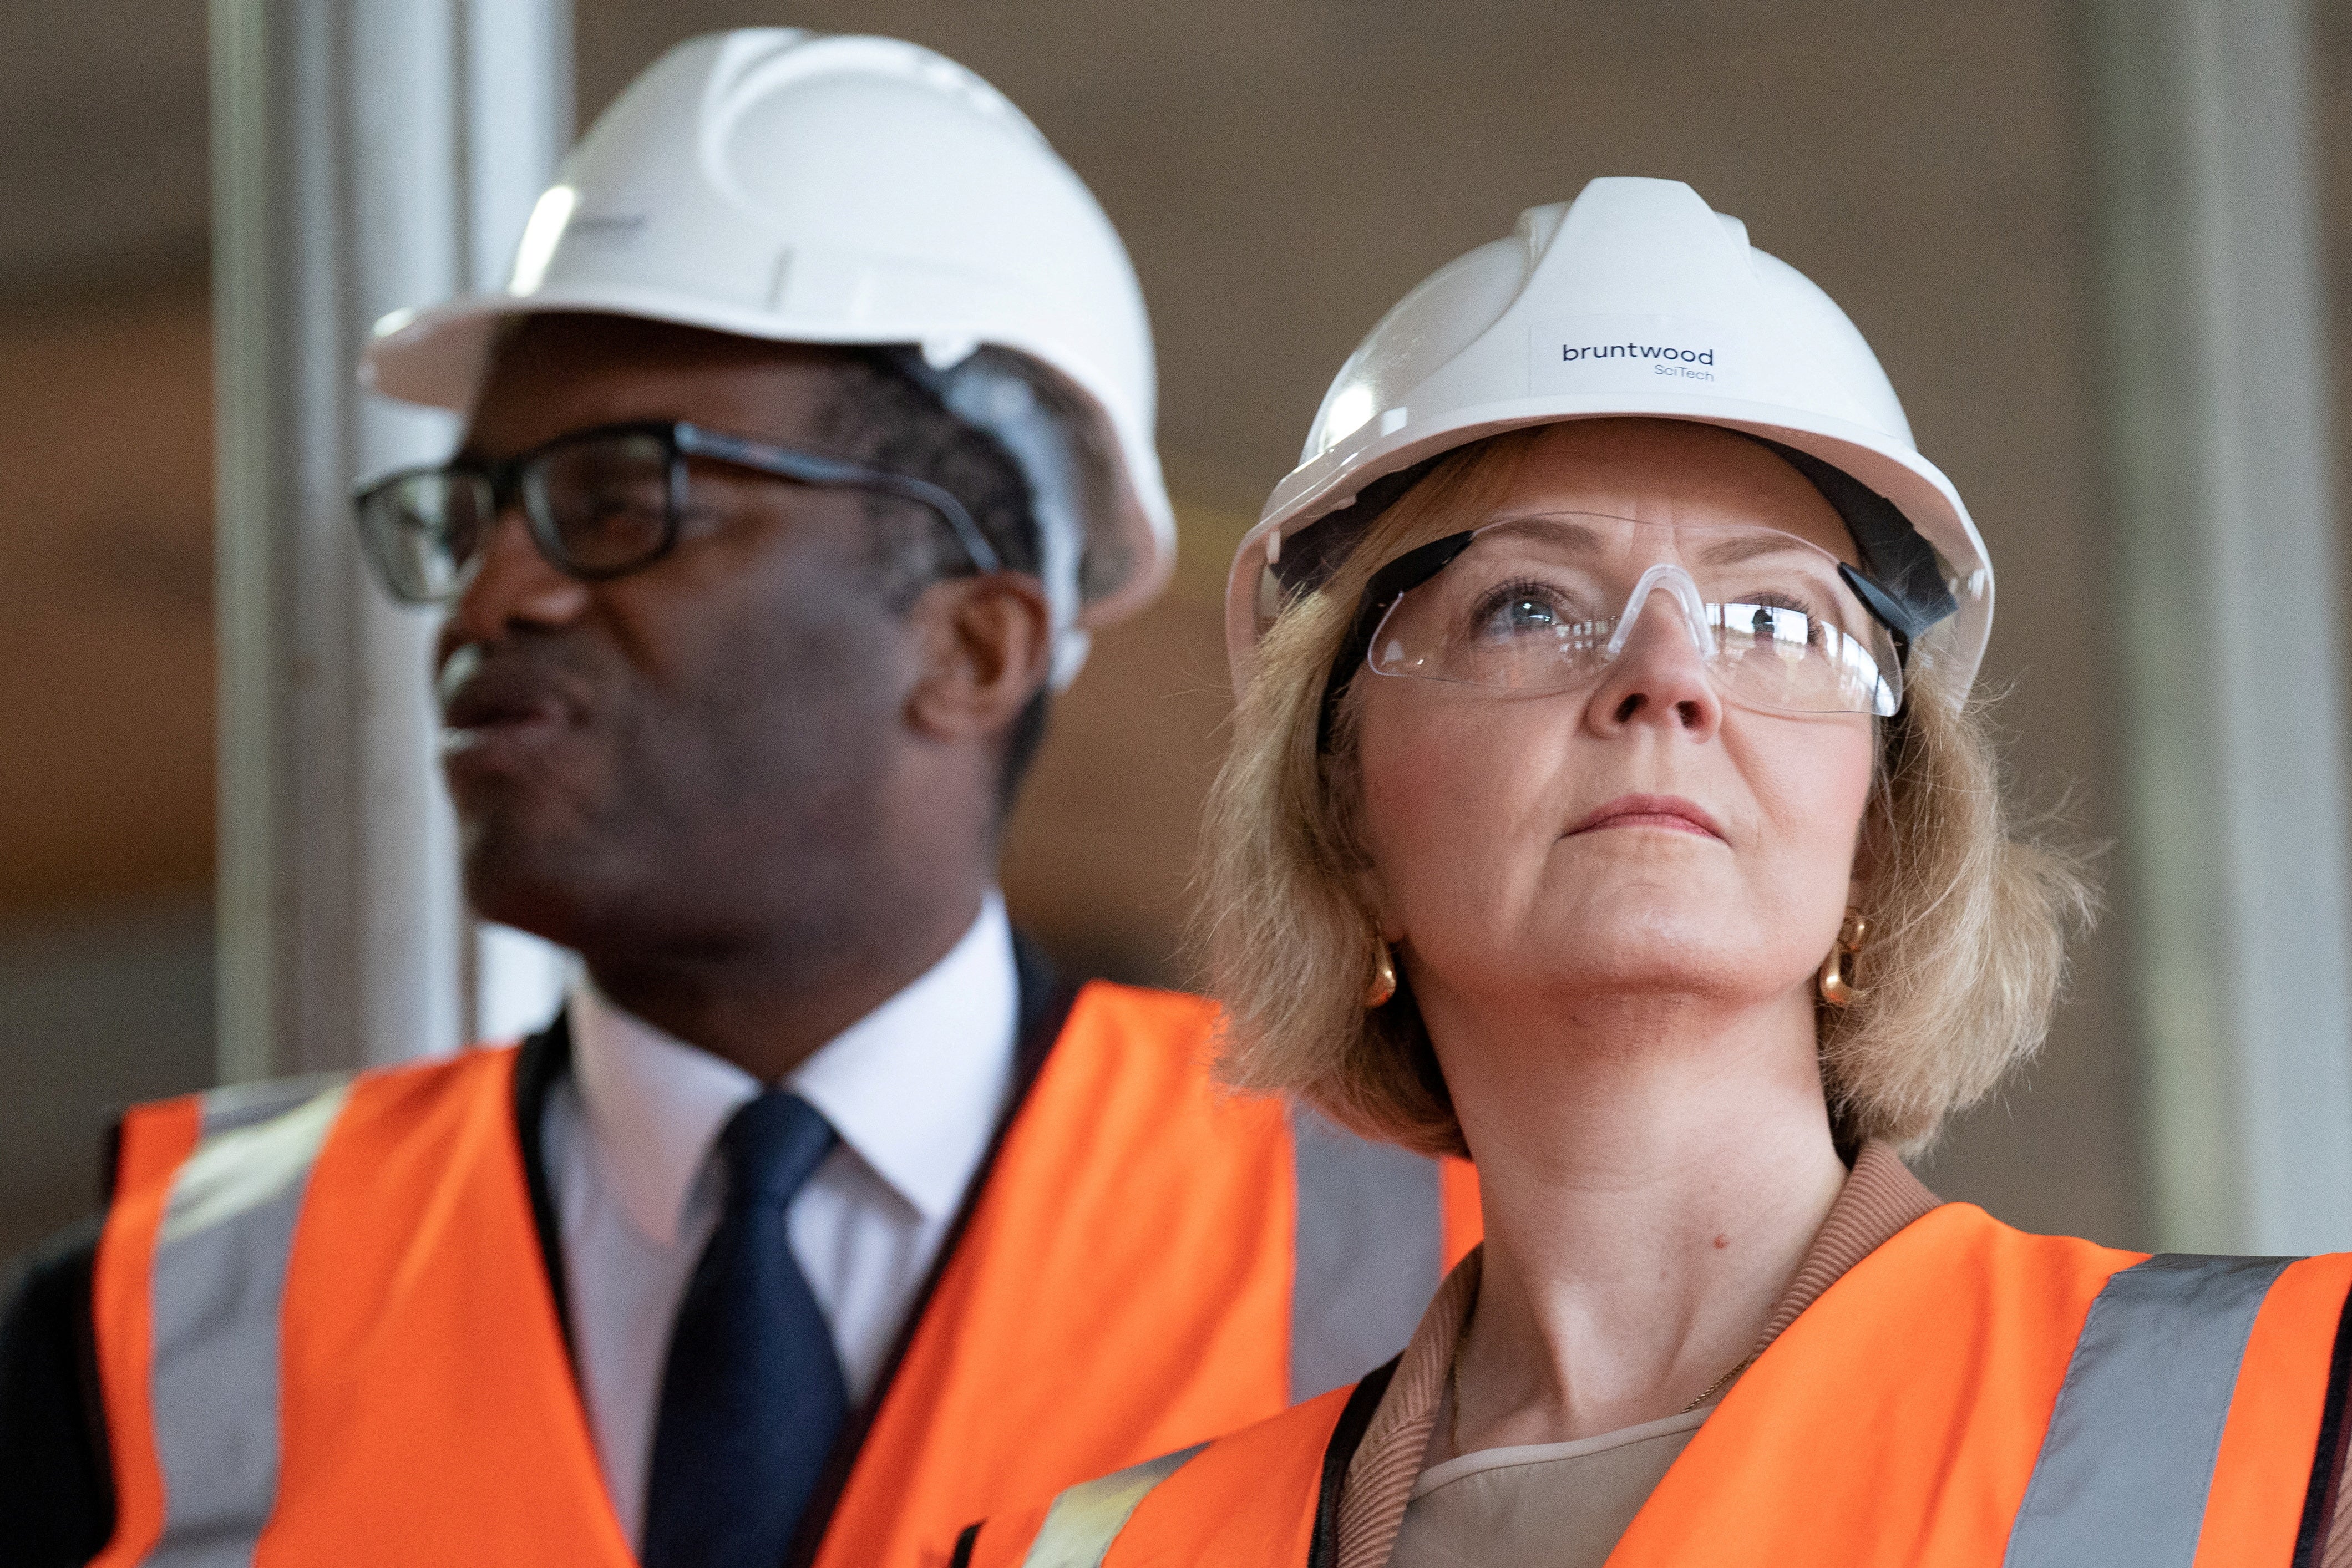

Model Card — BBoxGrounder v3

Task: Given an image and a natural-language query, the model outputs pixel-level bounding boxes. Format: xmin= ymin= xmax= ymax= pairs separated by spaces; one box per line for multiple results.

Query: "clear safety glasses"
xmin=352 ymin=420 xmax=1001 ymax=606
xmin=1322 ymin=512 xmax=1904 ymax=745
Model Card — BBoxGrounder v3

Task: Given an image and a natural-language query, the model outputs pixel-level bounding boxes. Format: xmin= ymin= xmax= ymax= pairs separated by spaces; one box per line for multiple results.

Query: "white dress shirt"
xmin=541 ymin=895 xmax=1020 ymax=1546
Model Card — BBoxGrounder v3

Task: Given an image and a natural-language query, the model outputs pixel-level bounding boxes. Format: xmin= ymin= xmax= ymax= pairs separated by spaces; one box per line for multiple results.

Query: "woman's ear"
xmin=903 ymin=572 xmax=1053 ymax=743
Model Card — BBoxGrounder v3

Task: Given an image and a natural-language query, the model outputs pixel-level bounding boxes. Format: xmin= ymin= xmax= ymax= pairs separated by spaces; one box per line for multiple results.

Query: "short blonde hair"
xmin=1199 ymin=426 xmax=2094 ymax=1158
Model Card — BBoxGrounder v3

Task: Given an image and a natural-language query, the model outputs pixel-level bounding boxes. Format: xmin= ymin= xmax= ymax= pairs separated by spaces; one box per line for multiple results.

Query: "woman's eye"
xmin=1476 ymin=595 xmax=1562 ymax=638
xmin=1466 ymin=575 xmax=1593 ymax=639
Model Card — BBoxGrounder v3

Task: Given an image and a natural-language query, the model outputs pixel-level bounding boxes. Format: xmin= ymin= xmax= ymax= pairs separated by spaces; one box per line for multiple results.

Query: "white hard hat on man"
xmin=1235 ymin=176 xmax=1991 ymax=703
xmin=366 ymin=27 xmax=1174 ymax=682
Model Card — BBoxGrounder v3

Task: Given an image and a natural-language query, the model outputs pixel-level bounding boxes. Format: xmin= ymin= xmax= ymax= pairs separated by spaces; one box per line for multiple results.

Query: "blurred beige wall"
xmin=18 ymin=1 xmax=2352 ymax=1260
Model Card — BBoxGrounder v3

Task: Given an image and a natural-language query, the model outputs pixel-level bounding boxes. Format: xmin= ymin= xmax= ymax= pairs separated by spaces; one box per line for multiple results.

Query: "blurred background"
xmin=7 ymin=1 xmax=2352 ymax=1269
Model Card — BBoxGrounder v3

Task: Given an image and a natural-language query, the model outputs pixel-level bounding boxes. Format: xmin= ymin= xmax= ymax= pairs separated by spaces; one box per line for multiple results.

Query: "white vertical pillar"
xmin=2090 ymin=0 xmax=2352 ymax=1251
xmin=212 ymin=0 xmax=571 ymax=1081
xmin=457 ymin=0 xmax=580 ymax=1044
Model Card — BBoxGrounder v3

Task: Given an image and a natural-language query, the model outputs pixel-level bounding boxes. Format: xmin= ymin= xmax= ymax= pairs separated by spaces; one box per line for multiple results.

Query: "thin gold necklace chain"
xmin=1444 ymin=1333 xmax=1756 ymax=1457
xmin=1675 ymin=1352 xmax=1758 ymax=1415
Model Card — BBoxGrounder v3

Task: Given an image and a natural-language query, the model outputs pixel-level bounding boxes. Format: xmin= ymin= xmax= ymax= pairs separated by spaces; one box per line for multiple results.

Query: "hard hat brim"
xmin=363 ymin=285 xmax=1176 ymax=628
xmin=1226 ymin=395 xmax=1993 ymax=701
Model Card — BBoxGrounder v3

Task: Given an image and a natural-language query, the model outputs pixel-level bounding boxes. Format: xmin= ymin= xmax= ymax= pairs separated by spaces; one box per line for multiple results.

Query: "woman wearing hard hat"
xmin=952 ymin=177 xmax=2352 ymax=1566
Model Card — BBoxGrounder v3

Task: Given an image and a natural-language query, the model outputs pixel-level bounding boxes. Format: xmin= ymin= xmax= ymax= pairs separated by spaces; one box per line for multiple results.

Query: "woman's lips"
xmin=1567 ymin=794 xmax=1726 ymax=841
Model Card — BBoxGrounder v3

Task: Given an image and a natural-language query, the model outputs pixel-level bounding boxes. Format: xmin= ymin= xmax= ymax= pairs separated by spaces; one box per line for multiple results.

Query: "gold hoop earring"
xmin=1365 ymin=943 xmax=1398 ymax=1009
xmin=1818 ymin=910 xmax=1869 ymax=1007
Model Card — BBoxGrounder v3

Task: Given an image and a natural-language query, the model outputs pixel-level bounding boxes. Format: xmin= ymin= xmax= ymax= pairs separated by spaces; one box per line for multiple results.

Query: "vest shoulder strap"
xmin=815 ymin=981 xmax=1297 ymax=1568
xmin=92 ymin=1049 xmax=629 ymax=1568
xmin=2020 ymin=1249 xmax=2352 ymax=1568
xmin=1609 ymin=1207 xmax=2350 ymax=1568
xmin=818 ymin=982 xmax=1457 ymax=1568
xmin=93 ymin=1071 xmax=358 ymax=1567
xmin=955 ymin=1374 xmax=1382 ymax=1568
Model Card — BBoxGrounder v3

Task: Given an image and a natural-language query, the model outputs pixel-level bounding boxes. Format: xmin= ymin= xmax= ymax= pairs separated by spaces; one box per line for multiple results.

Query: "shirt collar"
xmin=788 ymin=892 xmax=1017 ymax=1224
xmin=568 ymin=894 xmax=1020 ymax=1247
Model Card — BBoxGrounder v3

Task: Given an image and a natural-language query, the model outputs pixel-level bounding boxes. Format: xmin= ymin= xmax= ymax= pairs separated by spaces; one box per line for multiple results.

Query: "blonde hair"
xmin=1199 ymin=427 xmax=2094 ymax=1158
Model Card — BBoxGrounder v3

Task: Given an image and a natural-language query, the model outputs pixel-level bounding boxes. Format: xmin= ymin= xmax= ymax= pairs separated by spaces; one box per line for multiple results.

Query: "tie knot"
xmin=717 ymin=1091 xmax=836 ymax=1211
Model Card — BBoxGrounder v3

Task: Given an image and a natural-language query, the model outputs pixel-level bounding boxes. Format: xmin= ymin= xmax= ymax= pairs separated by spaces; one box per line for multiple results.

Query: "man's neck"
xmin=580 ymin=884 xmax=989 ymax=1084
xmin=1432 ymin=980 xmax=1846 ymax=1448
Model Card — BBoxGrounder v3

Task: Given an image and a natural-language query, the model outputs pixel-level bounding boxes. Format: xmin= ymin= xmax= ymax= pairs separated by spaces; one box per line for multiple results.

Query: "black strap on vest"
xmin=2294 ymin=1281 xmax=2352 ymax=1567
xmin=512 ymin=1018 xmax=577 ymax=1360
xmin=1306 ymin=1356 xmax=1401 ymax=1568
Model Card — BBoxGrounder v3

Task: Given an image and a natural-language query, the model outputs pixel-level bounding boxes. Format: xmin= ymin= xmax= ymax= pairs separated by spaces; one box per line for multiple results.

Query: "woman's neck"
xmin=1430 ymin=981 xmax=1846 ymax=1452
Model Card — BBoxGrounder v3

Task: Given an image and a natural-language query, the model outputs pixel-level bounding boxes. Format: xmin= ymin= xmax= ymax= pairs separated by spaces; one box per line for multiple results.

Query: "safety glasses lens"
xmin=1367 ymin=515 xmax=1901 ymax=717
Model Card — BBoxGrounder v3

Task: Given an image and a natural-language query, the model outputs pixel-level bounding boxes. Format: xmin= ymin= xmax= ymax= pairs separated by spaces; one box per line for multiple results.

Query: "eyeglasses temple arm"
xmin=674 ymin=423 xmax=1003 ymax=574
xmin=1315 ymin=530 xmax=1477 ymax=754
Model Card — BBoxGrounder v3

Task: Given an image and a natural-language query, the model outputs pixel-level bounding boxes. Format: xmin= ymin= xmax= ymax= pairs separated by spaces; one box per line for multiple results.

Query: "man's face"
xmin=439 ymin=316 xmax=914 ymax=952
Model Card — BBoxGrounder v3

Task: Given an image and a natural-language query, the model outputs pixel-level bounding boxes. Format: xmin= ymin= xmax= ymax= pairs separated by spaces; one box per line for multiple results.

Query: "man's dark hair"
xmin=815 ymin=348 xmax=1054 ymax=816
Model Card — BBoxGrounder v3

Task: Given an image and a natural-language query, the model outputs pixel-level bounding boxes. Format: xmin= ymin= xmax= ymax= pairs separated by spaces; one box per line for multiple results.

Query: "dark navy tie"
xmin=642 ymin=1090 xmax=848 ymax=1568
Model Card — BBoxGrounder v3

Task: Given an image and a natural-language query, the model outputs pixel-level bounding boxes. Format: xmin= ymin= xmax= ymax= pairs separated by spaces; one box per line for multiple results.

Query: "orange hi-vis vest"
xmin=958 ymin=1203 xmax=2352 ymax=1568
xmin=87 ymin=981 xmax=1481 ymax=1568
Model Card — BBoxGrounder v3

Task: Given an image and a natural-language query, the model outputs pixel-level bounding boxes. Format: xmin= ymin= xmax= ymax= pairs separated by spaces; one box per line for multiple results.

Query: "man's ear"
xmin=904 ymin=572 xmax=1054 ymax=743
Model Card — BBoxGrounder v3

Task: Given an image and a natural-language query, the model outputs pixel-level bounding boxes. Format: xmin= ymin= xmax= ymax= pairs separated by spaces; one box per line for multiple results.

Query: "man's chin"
xmin=459 ymin=821 xmax=619 ymax=952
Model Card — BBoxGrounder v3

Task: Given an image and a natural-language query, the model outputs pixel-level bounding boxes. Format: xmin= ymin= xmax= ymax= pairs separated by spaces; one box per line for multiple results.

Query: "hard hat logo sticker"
xmin=1559 ymin=342 xmax=1713 ymax=364
xmin=1528 ymin=315 xmax=1748 ymax=398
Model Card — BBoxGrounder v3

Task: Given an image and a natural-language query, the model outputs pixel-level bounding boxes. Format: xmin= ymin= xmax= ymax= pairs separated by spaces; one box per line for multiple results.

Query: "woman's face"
xmin=1352 ymin=420 xmax=1878 ymax=1023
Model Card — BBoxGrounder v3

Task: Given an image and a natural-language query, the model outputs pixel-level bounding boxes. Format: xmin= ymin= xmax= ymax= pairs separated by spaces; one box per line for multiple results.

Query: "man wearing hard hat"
xmin=0 ymin=31 xmax=1473 ymax=1568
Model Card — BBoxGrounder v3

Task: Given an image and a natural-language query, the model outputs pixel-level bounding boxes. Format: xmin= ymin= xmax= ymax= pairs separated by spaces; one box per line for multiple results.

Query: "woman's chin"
xmin=1450 ymin=914 xmax=1809 ymax=1006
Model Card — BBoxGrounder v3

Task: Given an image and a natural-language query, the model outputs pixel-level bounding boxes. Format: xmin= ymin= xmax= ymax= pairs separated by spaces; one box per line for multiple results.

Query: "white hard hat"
xmin=363 ymin=28 xmax=1174 ymax=679
xmin=1231 ymin=177 xmax=1993 ymax=705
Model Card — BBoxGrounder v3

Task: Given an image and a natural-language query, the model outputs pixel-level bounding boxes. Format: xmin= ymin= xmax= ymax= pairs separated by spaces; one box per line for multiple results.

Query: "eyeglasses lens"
xmin=524 ymin=431 xmax=675 ymax=578
xmin=358 ymin=471 xmax=494 ymax=604
xmin=1368 ymin=515 xmax=1901 ymax=717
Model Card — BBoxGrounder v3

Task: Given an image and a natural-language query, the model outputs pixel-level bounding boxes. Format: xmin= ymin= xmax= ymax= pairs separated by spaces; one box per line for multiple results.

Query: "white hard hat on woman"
xmin=1228 ymin=175 xmax=1989 ymax=702
xmin=959 ymin=179 xmax=2352 ymax=1568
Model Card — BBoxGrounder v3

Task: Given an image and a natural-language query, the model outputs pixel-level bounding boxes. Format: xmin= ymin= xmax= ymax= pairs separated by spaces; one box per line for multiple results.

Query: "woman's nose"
xmin=1583 ymin=592 xmax=1725 ymax=738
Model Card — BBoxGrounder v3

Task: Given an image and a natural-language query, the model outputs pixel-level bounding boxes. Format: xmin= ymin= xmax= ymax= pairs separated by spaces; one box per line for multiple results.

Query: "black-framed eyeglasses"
xmin=351 ymin=419 xmax=1001 ymax=605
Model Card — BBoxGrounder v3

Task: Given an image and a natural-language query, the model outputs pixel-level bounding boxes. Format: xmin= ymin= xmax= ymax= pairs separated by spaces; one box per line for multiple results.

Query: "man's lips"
xmin=437 ymin=654 xmax=582 ymax=760
xmin=439 ymin=704 xmax=564 ymax=758
xmin=1566 ymin=793 xmax=1726 ymax=841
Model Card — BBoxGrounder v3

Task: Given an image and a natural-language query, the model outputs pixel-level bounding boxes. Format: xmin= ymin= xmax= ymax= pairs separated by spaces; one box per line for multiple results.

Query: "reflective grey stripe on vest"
xmin=141 ymin=1075 xmax=353 ymax=1568
xmin=1290 ymin=1107 xmax=1444 ymax=1402
xmin=1020 ymin=1443 xmax=1207 ymax=1568
xmin=2002 ymin=1252 xmax=2297 ymax=1568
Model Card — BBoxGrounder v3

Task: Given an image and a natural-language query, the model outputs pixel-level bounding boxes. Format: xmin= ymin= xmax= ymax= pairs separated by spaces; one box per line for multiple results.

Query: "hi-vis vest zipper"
xmin=960 ymin=1205 xmax=2352 ymax=1568
xmin=87 ymin=982 xmax=1480 ymax=1568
